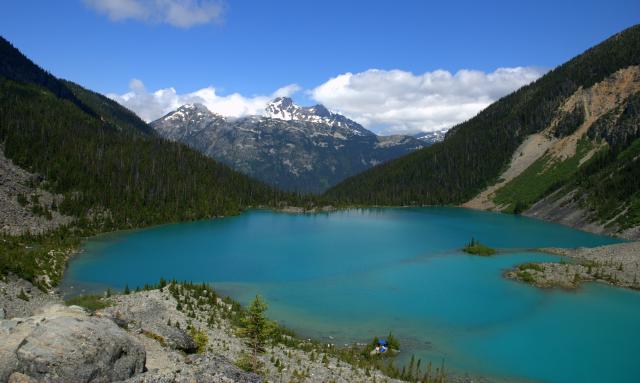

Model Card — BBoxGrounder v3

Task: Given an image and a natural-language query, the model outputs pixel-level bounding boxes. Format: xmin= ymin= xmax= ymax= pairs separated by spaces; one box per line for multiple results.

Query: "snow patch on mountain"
xmin=265 ymin=97 xmax=370 ymax=137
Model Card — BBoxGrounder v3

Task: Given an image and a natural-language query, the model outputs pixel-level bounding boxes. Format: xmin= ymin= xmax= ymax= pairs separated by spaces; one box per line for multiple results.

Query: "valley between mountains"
xmin=151 ymin=98 xmax=427 ymax=193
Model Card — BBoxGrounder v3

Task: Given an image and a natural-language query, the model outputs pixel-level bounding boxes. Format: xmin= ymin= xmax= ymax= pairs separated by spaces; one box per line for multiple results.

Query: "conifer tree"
xmin=240 ymin=295 xmax=270 ymax=372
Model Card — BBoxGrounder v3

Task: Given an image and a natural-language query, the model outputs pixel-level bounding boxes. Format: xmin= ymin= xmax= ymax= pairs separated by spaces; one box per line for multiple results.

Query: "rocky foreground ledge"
xmin=505 ymin=241 xmax=640 ymax=290
xmin=0 ymin=275 xmax=491 ymax=383
xmin=1 ymin=275 xmax=429 ymax=383
xmin=0 ymin=277 xmax=260 ymax=383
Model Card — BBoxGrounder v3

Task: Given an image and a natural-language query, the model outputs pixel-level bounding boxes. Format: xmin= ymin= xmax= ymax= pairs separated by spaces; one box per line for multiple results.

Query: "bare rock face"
xmin=100 ymin=295 xmax=197 ymax=353
xmin=123 ymin=354 xmax=262 ymax=383
xmin=0 ymin=305 xmax=146 ymax=383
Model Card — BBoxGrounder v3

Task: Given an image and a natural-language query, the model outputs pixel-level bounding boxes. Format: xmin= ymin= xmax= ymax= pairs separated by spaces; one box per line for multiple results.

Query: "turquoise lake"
xmin=61 ymin=208 xmax=640 ymax=383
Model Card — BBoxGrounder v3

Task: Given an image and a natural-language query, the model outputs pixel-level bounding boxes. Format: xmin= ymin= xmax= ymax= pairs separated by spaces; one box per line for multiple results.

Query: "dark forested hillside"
xmin=323 ymin=25 xmax=640 ymax=206
xmin=63 ymin=80 xmax=155 ymax=135
xmin=0 ymin=37 xmax=96 ymax=117
xmin=0 ymin=36 xmax=293 ymax=233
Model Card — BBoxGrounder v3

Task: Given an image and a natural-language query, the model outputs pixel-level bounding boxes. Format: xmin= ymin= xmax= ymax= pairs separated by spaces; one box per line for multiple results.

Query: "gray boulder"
xmin=0 ymin=305 xmax=146 ymax=383
xmin=159 ymin=326 xmax=197 ymax=354
xmin=99 ymin=297 xmax=196 ymax=353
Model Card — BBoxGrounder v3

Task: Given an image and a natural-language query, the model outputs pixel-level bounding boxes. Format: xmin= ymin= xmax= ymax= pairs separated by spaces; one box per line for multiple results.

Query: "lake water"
xmin=61 ymin=208 xmax=640 ymax=383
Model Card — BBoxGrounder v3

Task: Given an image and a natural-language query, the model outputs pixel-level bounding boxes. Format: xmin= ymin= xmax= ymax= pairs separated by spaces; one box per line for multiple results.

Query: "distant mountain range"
xmin=151 ymin=98 xmax=425 ymax=193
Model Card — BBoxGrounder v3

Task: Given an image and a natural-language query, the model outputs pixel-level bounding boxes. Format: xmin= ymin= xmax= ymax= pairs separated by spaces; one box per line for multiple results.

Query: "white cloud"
xmin=310 ymin=67 xmax=546 ymax=135
xmin=107 ymin=79 xmax=300 ymax=122
xmin=84 ymin=0 xmax=224 ymax=28
xmin=108 ymin=67 xmax=545 ymax=134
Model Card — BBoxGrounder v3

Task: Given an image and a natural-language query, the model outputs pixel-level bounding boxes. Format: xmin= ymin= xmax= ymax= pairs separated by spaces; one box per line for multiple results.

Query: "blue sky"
xmin=1 ymin=0 xmax=638 ymax=133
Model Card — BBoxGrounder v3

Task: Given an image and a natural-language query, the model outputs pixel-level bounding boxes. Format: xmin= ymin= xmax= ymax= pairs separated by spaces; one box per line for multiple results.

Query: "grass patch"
xmin=143 ymin=330 xmax=167 ymax=347
xmin=463 ymin=238 xmax=496 ymax=256
xmin=493 ymin=138 xmax=596 ymax=213
xmin=517 ymin=271 xmax=536 ymax=283
xmin=188 ymin=326 xmax=209 ymax=353
xmin=17 ymin=288 xmax=30 ymax=301
xmin=517 ymin=263 xmax=544 ymax=272
xmin=65 ymin=294 xmax=111 ymax=312
xmin=235 ymin=352 xmax=263 ymax=373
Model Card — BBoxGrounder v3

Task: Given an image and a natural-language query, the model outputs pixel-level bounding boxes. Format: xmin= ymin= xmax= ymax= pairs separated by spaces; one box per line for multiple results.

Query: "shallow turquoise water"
xmin=61 ymin=208 xmax=640 ymax=383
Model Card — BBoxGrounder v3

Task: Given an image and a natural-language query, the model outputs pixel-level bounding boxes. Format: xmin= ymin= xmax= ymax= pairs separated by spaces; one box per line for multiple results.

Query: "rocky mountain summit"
xmin=151 ymin=99 xmax=425 ymax=193
xmin=265 ymin=97 xmax=371 ymax=137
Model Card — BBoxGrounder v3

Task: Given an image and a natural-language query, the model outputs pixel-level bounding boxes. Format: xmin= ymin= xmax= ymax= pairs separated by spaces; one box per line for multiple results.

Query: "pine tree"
xmin=240 ymin=295 xmax=270 ymax=372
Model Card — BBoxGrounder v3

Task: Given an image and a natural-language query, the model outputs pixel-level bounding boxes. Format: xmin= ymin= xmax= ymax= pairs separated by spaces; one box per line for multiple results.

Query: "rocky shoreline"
xmin=4 ymin=275 xmax=490 ymax=383
xmin=505 ymin=241 xmax=640 ymax=290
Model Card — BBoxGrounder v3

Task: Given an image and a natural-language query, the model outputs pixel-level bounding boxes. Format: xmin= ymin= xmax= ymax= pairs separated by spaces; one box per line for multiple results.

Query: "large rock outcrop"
xmin=0 ymin=304 xmax=146 ymax=383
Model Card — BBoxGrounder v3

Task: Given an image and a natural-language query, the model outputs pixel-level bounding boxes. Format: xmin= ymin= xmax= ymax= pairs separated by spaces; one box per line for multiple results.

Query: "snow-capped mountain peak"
xmin=162 ymin=103 xmax=221 ymax=123
xmin=265 ymin=97 xmax=301 ymax=121
xmin=264 ymin=97 xmax=371 ymax=136
xmin=154 ymin=103 xmax=226 ymax=142
xmin=151 ymin=101 xmax=425 ymax=193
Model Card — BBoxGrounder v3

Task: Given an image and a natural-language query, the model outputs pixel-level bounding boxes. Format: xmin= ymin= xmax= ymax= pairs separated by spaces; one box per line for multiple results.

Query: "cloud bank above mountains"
xmin=107 ymin=80 xmax=300 ymax=122
xmin=108 ymin=67 xmax=545 ymax=135
xmin=310 ymin=67 xmax=545 ymax=134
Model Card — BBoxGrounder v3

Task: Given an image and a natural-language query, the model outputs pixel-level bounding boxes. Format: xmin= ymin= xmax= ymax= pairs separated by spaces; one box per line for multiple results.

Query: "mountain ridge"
xmin=151 ymin=98 xmax=425 ymax=193
xmin=0 ymin=35 xmax=292 ymax=235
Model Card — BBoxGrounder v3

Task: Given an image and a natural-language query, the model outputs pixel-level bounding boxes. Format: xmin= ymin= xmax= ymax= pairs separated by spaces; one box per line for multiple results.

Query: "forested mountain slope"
xmin=324 ymin=25 xmax=640 ymax=238
xmin=0 ymin=36 xmax=292 ymax=233
xmin=0 ymin=36 xmax=304 ymax=286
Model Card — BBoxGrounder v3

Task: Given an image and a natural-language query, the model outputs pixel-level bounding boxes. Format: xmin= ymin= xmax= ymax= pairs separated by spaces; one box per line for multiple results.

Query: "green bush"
xmin=189 ymin=326 xmax=209 ymax=353
xmin=17 ymin=288 xmax=30 ymax=301
xmin=65 ymin=294 xmax=111 ymax=312
xmin=517 ymin=271 xmax=536 ymax=283
xmin=235 ymin=352 xmax=263 ymax=373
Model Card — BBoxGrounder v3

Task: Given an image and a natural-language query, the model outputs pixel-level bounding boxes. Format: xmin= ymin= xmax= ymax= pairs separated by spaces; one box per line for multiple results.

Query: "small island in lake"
xmin=462 ymin=238 xmax=497 ymax=256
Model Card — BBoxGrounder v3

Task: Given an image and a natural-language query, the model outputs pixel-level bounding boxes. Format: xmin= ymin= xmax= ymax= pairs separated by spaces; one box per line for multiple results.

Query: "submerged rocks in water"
xmin=0 ymin=304 xmax=146 ymax=383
